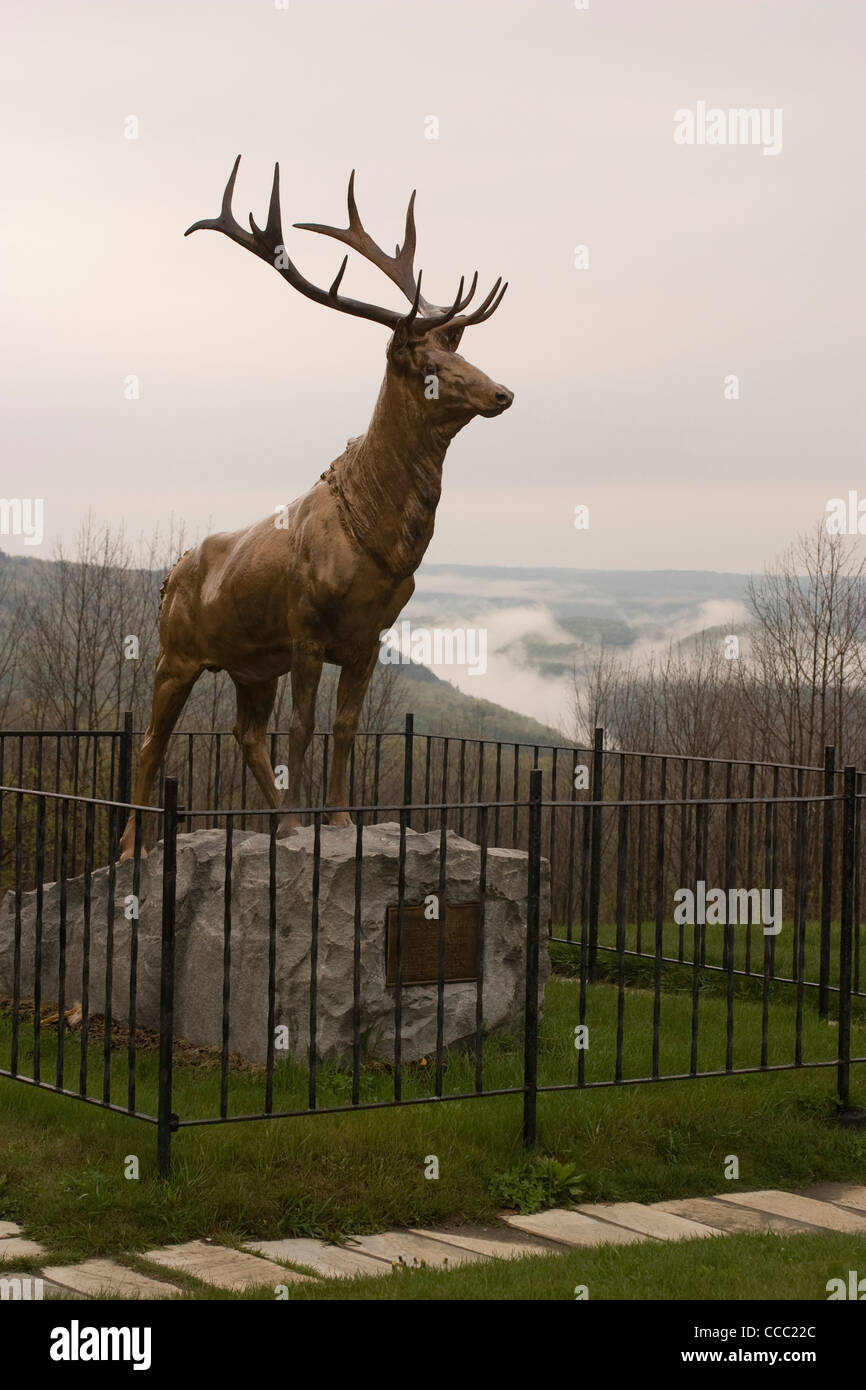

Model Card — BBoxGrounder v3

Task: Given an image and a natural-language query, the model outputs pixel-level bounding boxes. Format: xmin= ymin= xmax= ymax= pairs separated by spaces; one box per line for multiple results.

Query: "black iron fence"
xmin=0 ymin=711 xmax=843 ymax=813
xmin=0 ymin=726 xmax=864 ymax=1176
xmin=0 ymin=711 xmax=850 ymax=912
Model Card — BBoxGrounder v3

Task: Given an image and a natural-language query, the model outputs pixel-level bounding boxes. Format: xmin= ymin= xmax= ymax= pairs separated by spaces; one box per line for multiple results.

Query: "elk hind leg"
xmin=232 ymin=676 xmax=281 ymax=810
xmin=277 ymin=645 xmax=323 ymax=838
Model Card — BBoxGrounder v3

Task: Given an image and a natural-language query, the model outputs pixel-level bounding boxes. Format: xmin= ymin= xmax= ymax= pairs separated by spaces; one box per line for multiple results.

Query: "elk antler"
xmin=445 ymin=276 xmax=509 ymax=331
xmin=294 ymin=170 xmax=507 ymax=333
xmin=186 ymin=156 xmax=404 ymax=329
xmin=294 ymin=171 xmax=435 ymax=313
xmin=185 ymin=158 xmax=506 ymax=335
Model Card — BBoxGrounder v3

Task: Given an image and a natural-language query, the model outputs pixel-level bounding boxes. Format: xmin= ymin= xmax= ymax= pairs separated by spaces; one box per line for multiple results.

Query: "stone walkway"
xmin=3 ymin=1183 xmax=866 ymax=1298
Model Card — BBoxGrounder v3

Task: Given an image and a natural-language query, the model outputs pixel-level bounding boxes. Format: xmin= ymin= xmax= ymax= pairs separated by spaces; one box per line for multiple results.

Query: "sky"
xmin=1 ymin=0 xmax=864 ymax=571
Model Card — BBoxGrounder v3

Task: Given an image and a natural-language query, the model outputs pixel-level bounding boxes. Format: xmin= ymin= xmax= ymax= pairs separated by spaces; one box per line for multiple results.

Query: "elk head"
xmin=185 ymin=159 xmax=513 ymax=435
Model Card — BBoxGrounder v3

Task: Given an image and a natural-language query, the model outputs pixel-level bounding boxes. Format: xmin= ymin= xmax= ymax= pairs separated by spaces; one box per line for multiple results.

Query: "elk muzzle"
xmin=480 ymin=384 xmax=514 ymax=417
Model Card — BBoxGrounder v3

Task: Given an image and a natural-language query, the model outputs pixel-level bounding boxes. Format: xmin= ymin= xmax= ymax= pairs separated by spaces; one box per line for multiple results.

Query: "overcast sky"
xmin=2 ymin=0 xmax=863 ymax=571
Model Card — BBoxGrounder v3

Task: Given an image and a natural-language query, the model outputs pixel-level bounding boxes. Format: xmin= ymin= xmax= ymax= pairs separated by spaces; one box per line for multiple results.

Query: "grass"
xmin=241 ymin=1230 xmax=866 ymax=1301
xmin=568 ymin=911 xmax=863 ymax=994
xmin=55 ymin=1231 xmax=866 ymax=1301
xmin=1 ymin=948 xmax=865 ymax=1269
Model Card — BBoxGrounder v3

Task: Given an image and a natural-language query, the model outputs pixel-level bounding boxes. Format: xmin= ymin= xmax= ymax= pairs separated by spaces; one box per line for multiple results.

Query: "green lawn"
xmin=234 ymin=1230 xmax=866 ymax=1301
xmin=566 ymin=911 xmax=862 ymax=993
xmin=5 ymin=923 xmax=863 ymax=1117
xmin=1 ymin=956 xmax=865 ymax=1270
xmin=32 ymin=1231 xmax=866 ymax=1301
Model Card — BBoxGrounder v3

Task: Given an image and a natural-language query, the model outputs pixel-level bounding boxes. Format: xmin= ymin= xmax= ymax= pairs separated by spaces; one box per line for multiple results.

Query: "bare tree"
xmin=0 ymin=555 xmax=29 ymax=725
xmin=742 ymin=523 xmax=866 ymax=766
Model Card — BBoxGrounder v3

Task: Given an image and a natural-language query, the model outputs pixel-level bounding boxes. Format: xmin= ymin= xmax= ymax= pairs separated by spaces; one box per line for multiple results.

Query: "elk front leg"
xmin=277 ymin=643 xmax=323 ymax=838
xmin=232 ymin=676 xmax=281 ymax=811
xmin=326 ymin=648 xmax=379 ymax=828
xmin=118 ymin=659 xmax=200 ymax=860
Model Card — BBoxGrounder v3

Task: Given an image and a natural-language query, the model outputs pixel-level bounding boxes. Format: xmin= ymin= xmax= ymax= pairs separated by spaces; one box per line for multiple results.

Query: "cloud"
xmin=403 ymin=589 xmax=755 ymax=730
xmin=627 ymin=598 xmax=753 ymax=658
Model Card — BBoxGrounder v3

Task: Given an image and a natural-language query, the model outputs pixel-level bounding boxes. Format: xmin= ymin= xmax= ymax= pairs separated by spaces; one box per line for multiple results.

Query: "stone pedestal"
xmin=0 ymin=823 xmax=549 ymax=1065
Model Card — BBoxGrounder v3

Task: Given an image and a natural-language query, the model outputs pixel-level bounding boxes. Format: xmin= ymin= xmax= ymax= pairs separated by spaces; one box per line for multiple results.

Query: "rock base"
xmin=0 ymin=823 xmax=550 ymax=1066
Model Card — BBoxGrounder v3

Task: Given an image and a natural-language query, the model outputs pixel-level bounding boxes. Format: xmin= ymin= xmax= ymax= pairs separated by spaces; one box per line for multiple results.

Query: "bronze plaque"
xmin=385 ymin=902 xmax=480 ymax=986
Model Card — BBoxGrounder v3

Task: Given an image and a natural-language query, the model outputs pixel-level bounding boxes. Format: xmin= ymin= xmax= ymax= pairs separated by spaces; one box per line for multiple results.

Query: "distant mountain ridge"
xmin=404 ymin=563 xmax=754 ymax=701
xmin=0 ymin=550 xmax=755 ymax=736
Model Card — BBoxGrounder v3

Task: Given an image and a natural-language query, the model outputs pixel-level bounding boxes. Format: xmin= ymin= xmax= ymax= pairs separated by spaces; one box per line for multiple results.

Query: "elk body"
xmin=118 ymin=158 xmax=512 ymax=860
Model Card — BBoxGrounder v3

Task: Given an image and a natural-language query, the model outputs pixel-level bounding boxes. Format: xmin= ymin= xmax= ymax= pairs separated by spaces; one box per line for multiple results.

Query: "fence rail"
xmin=0 ymin=719 xmax=864 ymax=1175
xmin=1 ymin=713 xmax=854 ymax=929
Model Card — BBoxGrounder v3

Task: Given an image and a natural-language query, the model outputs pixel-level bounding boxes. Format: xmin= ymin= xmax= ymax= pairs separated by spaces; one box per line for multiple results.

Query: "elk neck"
xmin=328 ymin=364 xmax=454 ymax=581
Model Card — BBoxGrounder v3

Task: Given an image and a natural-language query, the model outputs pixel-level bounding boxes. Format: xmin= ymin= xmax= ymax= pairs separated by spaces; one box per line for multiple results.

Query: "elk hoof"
xmin=118 ymin=842 xmax=148 ymax=863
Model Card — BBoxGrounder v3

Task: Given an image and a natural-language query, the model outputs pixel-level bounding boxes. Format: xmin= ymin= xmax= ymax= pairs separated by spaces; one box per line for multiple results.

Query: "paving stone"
xmin=347 ymin=1232 xmax=487 ymax=1268
xmin=410 ymin=1226 xmax=554 ymax=1260
xmin=799 ymin=1183 xmax=866 ymax=1214
xmin=143 ymin=1240 xmax=314 ymax=1291
xmin=42 ymin=1259 xmax=180 ymax=1300
xmin=15 ymin=1186 xmax=858 ymax=1299
xmin=575 ymin=1202 xmax=720 ymax=1241
xmin=246 ymin=1238 xmax=386 ymax=1279
xmin=652 ymin=1197 xmax=816 ymax=1236
xmin=0 ymin=1271 xmax=76 ymax=1299
xmin=717 ymin=1190 xmax=866 ymax=1233
xmin=503 ymin=1209 xmax=649 ymax=1247
xmin=0 ymin=1237 xmax=46 ymax=1260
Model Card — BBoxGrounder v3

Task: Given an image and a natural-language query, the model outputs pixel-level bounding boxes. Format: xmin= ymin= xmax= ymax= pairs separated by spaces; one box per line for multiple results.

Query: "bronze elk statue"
xmin=119 ymin=157 xmax=512 ymax=859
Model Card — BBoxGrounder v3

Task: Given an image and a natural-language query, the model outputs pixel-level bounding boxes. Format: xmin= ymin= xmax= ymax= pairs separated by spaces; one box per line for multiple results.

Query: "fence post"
xmin=523 ymin=768 xmax=542 ymax=1147
xmin=588 ymin=727 xmax=604 ymax=979
xmin=118 ymin=710 xmax=134 ymax=803
xmin=837 ymin=765 xmax=855 ymax=1113
xmin=157 ymin=777 xmax=179 ymax=1178
xmin=403 ymin=712 xmax=414 ymax=831
xmin=112 ymin=710 xmax=134 ymax=856
xmin=819 ymin=745 xmax=836 ymax=1019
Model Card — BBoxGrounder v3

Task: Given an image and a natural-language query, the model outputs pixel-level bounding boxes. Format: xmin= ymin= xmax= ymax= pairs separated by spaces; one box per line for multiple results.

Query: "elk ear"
xmin=438 ymin=323 xmax=464 ymax=352
xmin=388 ymin=318 xmax=413 ymax=361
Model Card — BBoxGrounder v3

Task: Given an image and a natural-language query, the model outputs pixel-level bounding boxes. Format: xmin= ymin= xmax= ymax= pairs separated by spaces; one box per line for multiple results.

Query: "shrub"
xmin=489 ymin=1156 xmax=584 ymax=1214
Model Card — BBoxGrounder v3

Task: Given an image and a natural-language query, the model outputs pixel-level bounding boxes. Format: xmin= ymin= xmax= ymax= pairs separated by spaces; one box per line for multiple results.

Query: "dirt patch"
xmin=0 ymin=996 xmax=261 ymax=1072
